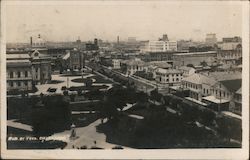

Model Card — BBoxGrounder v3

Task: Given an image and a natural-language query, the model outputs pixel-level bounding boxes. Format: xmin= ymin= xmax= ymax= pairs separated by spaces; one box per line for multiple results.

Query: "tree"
xmin=150 ymin=89 xmax=162 ymax=103
xmin=31 ymin=95 xmax=71 ymax=136
xmin=83 ymin=77 xmax=93 ymax=88
xmin=200 ymin=61 xmax=208 ymax=67
xmin=136 ymin=91 xmax=148 ymax=104
xmin=187 ymin=64 xmax=195 ymax=68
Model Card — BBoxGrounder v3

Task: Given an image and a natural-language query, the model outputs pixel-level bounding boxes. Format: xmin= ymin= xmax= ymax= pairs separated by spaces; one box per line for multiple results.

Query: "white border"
xmin=1 ymin=1 xmax=249 ymax=159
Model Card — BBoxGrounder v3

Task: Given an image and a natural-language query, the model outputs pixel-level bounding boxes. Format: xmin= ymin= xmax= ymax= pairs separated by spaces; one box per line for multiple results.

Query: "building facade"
xmin=202 ymin=79 xmax=241 ymax=112
xmin=155 ymin=68 xmax=183 ymax=86
xmin=142 ymin=40 xmax=178 ymax=53
xmin=172 ymin=51 xmax=217 ymax=67
xmin=7 ymin=58 xmax=33 ymax=92
xmin=6 ymin=49 xmax=52 ymax=92
xmin=182 ymin=73 xmax=216 ymax=101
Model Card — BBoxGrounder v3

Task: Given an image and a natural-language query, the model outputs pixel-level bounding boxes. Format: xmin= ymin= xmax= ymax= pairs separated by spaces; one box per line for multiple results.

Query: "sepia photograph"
xmin=0 ymin=0 xmax=249 ymax=159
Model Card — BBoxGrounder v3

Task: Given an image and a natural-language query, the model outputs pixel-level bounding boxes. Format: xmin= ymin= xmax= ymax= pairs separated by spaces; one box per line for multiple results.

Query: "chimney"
xmin=30 ymin=37 xmax=33 ymax=46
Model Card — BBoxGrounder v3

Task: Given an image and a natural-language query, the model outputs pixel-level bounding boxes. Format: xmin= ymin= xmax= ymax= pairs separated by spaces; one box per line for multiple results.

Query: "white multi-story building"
xmin=141 ymin=40 xmax=178 ymax=53
xmin=155 ymin=68 xmax=183 ymax=86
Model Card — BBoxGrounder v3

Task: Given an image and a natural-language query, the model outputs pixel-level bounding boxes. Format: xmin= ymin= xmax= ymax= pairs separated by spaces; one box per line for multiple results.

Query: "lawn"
xmin=71 ymin=75 xmax=112 ymax=84
xmin=91 ymin=75 xmax=113 ymax=83
xmin=68 ymin=85 xmax=108 ymax=91
xmin=60 ymin=73 xmax=89 ymax=77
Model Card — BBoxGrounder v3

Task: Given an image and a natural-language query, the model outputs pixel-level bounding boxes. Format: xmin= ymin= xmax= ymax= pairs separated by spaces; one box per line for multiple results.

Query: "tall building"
xmin=141 ymin=34 xmax=177 ymax=53
xmin=142 ymin=40 xmax=177 ymax=52
xmin=205 ymin=33 xmax=217 ymax=45
xmin=7 ymin=54 xmax=33 ymax=92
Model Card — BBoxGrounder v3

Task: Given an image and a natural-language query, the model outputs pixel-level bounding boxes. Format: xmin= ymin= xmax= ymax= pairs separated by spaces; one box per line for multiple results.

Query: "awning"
xmin=202 ymin=95 xmax=230 ymax=104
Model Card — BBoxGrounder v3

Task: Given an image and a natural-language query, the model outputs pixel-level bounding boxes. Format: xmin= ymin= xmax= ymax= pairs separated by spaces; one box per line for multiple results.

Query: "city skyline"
xmin=6 ymin=1 xmax=242 ymax=43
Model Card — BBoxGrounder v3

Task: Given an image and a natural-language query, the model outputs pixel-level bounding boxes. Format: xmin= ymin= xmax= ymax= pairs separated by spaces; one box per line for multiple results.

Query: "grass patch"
xmin=47 ymin=80 xmax=64 ymax=84
xmin=68 ymin=85 xmax=108 ymax=91
xmin=60 ymin=73 xmax=89 ymax=77
xmin=71 ymin=78 xmax=94 ymax=83
xmin=92 ymin=75 xmax=113 ymax=83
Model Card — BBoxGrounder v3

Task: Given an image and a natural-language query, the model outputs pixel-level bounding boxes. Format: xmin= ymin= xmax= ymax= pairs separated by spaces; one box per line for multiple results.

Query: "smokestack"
xmin=94 ymin=38 xmax=98 ymax=45
xmin=117 ymin=36 xmax=119 ymax=44
xmin=30 ymin=37 xmax=33 ymax=46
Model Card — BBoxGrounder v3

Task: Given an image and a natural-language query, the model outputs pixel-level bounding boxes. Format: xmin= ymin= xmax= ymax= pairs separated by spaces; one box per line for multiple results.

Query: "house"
xmin=123 ymin=59 xmax=149 ymax=75
xmin=182 ymin=73 xmax=216 ymax=101
xmin=178 ymin=66 xmax=196 ymax=77
xmin=202 ymin=79 xmax=241 ymax=112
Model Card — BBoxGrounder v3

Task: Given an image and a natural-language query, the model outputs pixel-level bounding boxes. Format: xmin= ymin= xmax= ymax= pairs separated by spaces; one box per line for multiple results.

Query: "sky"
xmin=5 ymin=1 xmax=243 ymax=43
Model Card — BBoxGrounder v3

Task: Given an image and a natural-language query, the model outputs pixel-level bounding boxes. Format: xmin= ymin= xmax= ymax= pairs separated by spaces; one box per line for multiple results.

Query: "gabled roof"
xmin=220 ymin=79 xmax=242 ymax=93
xmin=182 ymin=73 xmax=216 ymax=85
xmin=149 ymin=61 xmax=172 ymax=69
xmin=62 ymin=52 xmax=70 ymax=60
xmin=209 ymin=71 xmax=241 ymax=81
xmin=179 ymin=66 xmax=195 ymax=72
xmin=156 ymin=68 xmax=182 ymax=74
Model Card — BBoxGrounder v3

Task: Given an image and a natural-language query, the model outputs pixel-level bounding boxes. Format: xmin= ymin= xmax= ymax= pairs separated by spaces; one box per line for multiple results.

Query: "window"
xmin=17 ymin=71 xmax=21 ymax=78
xmin=36 ymin=68 xmax=38 ymax=73
xmin=207 ymin=89 xmax=209 ymax=94
xmin=172 ymin=78 xmax=175 ymax=82
xmin=203 ymin=88 xmax=206 ymax=94
xmin=176 ymin=78 xmax=179 ymax=81
xmin=17 ymin=82 xmax=21 ymax=86
xmin=24 ymin=81 xmax=28 ymax=86
xmin=25 ymin=71 xmax=28 ymax=77
xmin=10 ymin=82 xmax=13 ymax=87
xmin=166 ymin=79 xmax=169 ymax=82
xmin=10 ymin=72 xmax=13 ymax=78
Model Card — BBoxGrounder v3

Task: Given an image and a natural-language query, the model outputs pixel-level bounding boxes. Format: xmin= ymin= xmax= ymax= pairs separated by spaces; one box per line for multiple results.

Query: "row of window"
xmin=159 ymin=77 xmax=182 ymax=82
xmin=8 ymin=81 xmax=30 ymax=87
xmin=185 ymin=82 xmax=201 ymax=90
xmin=157 ymin=73 xmax=183 ymax=77
xmin=9 ymin=71 xmax=29 ymax=78
xmin=212 ymin=89 xmax=230 ymax=99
